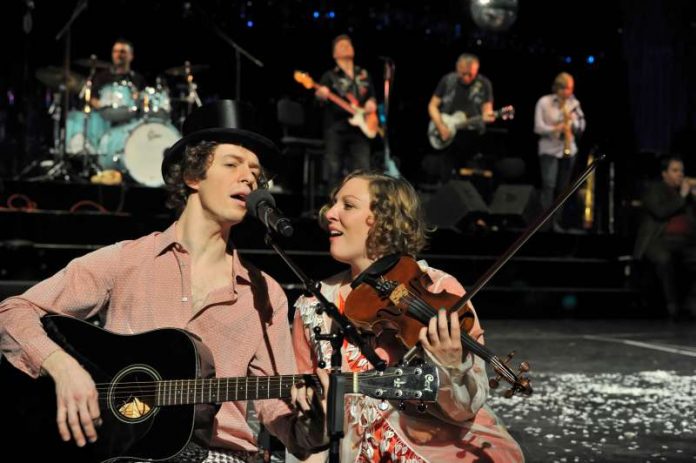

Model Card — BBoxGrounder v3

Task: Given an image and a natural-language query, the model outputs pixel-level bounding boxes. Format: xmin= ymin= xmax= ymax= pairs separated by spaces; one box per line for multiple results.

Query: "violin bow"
xmin=452 ymin=150 xmax=606 ymax=316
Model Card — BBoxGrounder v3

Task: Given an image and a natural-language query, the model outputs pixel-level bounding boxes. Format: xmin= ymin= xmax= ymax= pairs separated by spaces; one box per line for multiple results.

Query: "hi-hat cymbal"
xmin=165 ymin=63 xmax=210 ymax=77
xmin=74 ymin=57 xmax=111 ymax=69
xmin=35 ymin=66 xmax=85 ymax=91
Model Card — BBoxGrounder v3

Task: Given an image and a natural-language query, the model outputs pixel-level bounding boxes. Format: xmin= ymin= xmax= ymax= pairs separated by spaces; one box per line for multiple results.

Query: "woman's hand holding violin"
xmin=418 ymin=309 xmax=464 ymax=368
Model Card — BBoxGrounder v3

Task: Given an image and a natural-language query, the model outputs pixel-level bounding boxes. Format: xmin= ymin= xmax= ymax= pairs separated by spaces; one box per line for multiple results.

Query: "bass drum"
xmin=98 ymin=119 xmax=181 ymax=187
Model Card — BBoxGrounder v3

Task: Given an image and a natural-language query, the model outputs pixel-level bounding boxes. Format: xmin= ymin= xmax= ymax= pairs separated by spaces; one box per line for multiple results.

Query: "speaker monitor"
xmin=489 ymin=184 xmax=541 ymax=227
xmin=424 ymin=180 xmax=489 ymax=230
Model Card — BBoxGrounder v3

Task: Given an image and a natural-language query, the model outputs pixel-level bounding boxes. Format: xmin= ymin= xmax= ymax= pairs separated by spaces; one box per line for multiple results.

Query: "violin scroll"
xmin=488 ymin=351 xmax=533 ymax=398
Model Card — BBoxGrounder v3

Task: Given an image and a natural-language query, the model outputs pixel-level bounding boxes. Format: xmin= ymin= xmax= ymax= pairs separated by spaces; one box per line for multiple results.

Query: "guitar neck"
xmin=155 ymin=374 xmax=333 ymax=406
xmin=455 ymin=109 xmax=503 ymax=129
xmin=313 ymin=84 xmax=357 ymax=115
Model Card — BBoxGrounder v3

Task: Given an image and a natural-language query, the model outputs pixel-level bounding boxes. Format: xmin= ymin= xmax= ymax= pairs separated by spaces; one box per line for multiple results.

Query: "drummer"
xmin=90 ymin=38 xmax=147 ymax=111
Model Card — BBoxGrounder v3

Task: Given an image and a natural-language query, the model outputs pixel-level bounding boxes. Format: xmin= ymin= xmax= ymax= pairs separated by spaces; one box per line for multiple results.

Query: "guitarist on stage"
xmin=316 ymin=34 xmax=378 ymax=189
xmin=0 ymin=100 xmax=329 ymax=462
xmin=426 ymin=53 xmax=495 ymax=183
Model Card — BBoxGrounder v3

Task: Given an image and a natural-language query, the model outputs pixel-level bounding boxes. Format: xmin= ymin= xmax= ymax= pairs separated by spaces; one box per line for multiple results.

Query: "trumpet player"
xmin=634 ymin=154 xmax=696 ymax=322
xmin=534 ymin=72 xmax=586 ymax=232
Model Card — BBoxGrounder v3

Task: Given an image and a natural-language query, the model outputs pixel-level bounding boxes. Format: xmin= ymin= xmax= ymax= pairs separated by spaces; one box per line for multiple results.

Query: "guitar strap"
xmin=439 ymin=73 xmax=460 ymax=115
xmin=246 ymin=264 xmax=280 ymax=376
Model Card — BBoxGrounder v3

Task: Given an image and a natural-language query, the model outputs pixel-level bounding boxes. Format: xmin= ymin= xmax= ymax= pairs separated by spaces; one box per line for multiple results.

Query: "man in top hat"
xmin=0 ymin=100 xmax=328 ymax=462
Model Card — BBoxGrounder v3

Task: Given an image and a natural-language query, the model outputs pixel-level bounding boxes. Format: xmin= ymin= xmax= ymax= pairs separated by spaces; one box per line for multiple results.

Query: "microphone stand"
xmin=55 ymin=0 xmax=88 ymax=166
xmin=190 ymin=5 xmax=264 ymax=101
xmin=381 ymin=57 xmax=400 ymax=177
xmin=262 ymin=232 xmax=386 ymax=463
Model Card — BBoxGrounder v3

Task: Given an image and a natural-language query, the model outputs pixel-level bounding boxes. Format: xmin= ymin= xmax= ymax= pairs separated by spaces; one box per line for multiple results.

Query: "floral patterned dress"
xmin=290 ymin=264 xmax=525 ymax=463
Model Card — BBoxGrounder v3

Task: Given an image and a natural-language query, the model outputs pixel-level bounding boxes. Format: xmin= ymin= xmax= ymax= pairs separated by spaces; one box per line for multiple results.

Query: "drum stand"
xmin=74 ymin=65 xmax=103 ymax=179
xmin=177 ymin=62 xmax=202 ymax=131
xmin=16 ymin=87 xmax=75 ymax=182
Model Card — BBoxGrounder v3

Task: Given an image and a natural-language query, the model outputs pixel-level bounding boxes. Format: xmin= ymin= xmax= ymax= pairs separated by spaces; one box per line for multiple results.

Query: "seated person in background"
xmin=634 ymin=154 xmax=696 ymax=321
xmin=90 ymin=38 xmax=147 ymax=111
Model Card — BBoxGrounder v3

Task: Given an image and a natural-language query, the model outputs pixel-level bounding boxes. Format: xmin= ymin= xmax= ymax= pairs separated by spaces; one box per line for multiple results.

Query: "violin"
xmin=344 ymin=253 xmax=532 ymax=397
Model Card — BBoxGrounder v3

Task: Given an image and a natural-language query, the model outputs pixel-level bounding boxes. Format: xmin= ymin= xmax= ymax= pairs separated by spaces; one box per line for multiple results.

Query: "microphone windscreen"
xmin=246 ymin=189 xmax=275 ymax=219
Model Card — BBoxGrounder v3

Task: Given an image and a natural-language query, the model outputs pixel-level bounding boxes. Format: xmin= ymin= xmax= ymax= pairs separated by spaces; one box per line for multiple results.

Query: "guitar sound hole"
xmin=108 ymin=364 xmax=160 ymax=423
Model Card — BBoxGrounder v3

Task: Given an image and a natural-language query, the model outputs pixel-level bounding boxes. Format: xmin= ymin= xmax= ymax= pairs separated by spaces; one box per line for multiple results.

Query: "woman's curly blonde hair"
xmin=320 ymin=170 xmax=431 ymax=259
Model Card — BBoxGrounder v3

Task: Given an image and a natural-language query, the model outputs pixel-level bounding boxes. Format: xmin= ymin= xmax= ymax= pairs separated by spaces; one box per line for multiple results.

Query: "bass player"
xmin=426 ymin=53 xmax=495 ymax=183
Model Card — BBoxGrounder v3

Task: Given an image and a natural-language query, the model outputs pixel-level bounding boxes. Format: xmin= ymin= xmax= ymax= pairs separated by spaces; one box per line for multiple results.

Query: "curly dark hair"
xmin=163 ymin=141 xmax=270 ymax=213
xmin=320 ymin=170 xmax=431 ymax=259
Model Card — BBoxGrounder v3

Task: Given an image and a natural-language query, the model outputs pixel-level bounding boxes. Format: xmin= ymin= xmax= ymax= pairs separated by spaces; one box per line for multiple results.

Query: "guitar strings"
xmin=90 ymin=371 xmax=425 ymax=395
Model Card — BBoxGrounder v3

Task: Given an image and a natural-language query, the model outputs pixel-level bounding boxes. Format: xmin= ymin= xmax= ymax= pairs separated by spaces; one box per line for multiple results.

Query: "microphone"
xmin=246 ymin=189 xmax=294 ymax=237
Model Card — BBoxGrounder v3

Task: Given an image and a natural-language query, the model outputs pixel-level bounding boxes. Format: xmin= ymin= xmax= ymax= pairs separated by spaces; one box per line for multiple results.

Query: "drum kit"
xmin=31 ymin=59 xmax=207 ymax=187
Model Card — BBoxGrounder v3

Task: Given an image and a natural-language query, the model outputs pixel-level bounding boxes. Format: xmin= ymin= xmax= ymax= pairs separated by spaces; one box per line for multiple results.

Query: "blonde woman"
xmin=291 ymin=171 xmax=524 ymax=462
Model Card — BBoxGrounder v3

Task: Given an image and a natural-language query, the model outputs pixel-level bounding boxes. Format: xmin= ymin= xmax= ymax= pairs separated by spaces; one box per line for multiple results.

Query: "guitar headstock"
xmin=356 ymin=363 xmax=439 ymax=402
xmin=497 ymin=105 xmax=515 ymax=121
xmin=293 ymin=70 xmax=315 ymax=89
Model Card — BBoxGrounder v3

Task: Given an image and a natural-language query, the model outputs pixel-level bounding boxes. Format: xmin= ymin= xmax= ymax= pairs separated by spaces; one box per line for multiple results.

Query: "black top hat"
xmin=162 ymin=100 xmax=281 ymax=178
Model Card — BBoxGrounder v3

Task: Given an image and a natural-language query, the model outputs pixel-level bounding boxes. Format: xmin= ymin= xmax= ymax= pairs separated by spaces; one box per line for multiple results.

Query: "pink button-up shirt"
xmin=0 ymin=223 xmax=297 ymax=452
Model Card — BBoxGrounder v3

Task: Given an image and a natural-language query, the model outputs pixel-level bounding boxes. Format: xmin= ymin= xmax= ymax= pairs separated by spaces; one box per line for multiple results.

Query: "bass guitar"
xmin=428 ymin=105 xmax=515 ymax=150
xmin=294 ymin=70 xmax=382 ymax=139
xmin=0 ymin=315 xmax=439 ymax=463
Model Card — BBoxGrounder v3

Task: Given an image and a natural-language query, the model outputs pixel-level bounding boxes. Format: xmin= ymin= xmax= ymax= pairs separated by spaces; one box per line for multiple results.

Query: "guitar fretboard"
xmin=156 ymin=374 xmax=319 ymax=406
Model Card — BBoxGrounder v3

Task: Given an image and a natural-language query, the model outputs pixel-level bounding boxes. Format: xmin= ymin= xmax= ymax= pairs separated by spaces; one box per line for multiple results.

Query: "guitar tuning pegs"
xmin=518 ymin=361 xmax=530 ymax=373
xmin=504 ymin=388 xmax=515 ymax=399
xmin=488 ymin=377 xmax=500 ymax=389
xmin=417 ymin=401 xmax=427 ymax=413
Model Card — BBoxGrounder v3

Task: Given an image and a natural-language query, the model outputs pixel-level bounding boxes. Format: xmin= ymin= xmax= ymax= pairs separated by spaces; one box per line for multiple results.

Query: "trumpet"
xmin=560 ymin=100 xmax=572 ymax=157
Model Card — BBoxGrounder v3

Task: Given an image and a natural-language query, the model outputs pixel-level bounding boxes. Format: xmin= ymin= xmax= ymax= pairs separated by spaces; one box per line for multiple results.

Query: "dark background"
xmin=1 ymin=0 xmax=696 ymax=216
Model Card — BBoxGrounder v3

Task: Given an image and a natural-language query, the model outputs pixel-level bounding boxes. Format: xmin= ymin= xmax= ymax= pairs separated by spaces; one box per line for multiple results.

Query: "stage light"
xmin=327 ymin=11 xmax=335 ymax=19
xmin=586 ymin=55 xmax=595 ymax=64
xmin=312 ymin=11 xmax=320 ymax=19
xmin=564 ymin=56 xmax=572 ymax=64
xmin=246 ymin=20 xmax=254 ymax=28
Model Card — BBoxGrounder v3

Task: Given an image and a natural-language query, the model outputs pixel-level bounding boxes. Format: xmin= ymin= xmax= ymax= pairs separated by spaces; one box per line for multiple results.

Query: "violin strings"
xmin=401 ymin=291 xmax=518 ymax=385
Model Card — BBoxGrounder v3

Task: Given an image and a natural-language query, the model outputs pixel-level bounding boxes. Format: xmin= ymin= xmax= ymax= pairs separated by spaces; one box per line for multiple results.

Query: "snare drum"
xmin=65 ymin=110 xmax=109 ymax=155
xmin=140 ymin=86 xmax=171 ymax=119
xmin=98 ymin=80 xmax=138 ymax=122
xmin=98 ymin=118 xmax=181 ymax=187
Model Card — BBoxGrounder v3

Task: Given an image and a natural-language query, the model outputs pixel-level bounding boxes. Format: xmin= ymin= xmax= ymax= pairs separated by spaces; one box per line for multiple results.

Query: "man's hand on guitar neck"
xmin=41 ymin=350 xmax=101 ymax=447
xmin=315 ymin=85 xmax=331 ymax=100
xmin=482 ymin=102 xmax=496 ymax=123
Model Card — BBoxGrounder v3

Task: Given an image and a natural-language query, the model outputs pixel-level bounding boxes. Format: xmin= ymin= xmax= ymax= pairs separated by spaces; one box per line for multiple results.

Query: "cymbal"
xmin=74 ymin=57 xmax=111 ymax=69
xmin=165 ymin=64 xmax=210 ymax=77
xmin=35 ymin=66 xmax=85 ymax=91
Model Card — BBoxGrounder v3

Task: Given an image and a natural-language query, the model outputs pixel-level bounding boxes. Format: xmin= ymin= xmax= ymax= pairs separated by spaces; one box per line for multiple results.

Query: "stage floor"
xmin=484 ymin=318 xmax=696 ymax=462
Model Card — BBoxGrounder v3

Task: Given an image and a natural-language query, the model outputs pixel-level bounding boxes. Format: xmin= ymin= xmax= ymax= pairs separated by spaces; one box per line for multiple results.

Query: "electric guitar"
xmin=0 ymin=315 xmax=439 ymax=463
xmin=294 ymin=70 xmax=382 ymax=139
xmin=428 ymin=105 xmax=515 ymax=150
